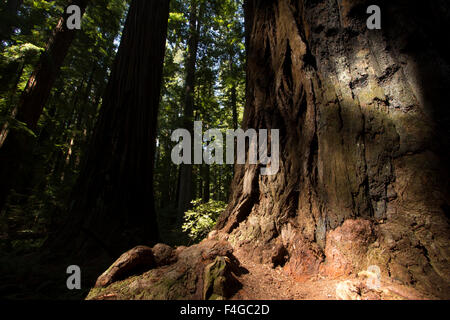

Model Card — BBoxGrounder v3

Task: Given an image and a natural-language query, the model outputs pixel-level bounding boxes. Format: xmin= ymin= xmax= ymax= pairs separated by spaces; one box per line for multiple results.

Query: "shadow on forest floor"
xmin=0 ymin=249 xmax=89 ymax=300
xmin=0 ymin=206 xmax=193 ymax=300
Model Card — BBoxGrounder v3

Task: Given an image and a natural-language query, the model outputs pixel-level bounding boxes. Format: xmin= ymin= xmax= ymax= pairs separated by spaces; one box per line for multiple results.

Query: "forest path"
xmin=231 ymin=248 xmax=340 ymax=300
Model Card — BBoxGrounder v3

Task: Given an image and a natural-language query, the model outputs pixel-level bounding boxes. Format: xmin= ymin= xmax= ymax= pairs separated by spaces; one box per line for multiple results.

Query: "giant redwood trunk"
xmin=216 ymin=0 xmax=450 ymax=298
xmin=0 ymin=0 xmax=89 ymax=211
xmin=54 ymin=0 xmax=170 ymax=257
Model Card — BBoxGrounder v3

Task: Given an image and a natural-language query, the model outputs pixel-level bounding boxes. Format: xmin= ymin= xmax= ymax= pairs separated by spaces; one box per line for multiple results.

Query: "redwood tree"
xmin=177 ymin=0 xmax=204 ymax=220
xmin=0 ymin=0 xmax=89 ymax=211
xmin=216 ymin=0 xmax=450 ymax=298
xmin=55 ymin=0 xmax=170 ymax=256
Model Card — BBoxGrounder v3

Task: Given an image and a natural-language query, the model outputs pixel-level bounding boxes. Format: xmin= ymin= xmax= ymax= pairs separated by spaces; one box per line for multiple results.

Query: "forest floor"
xmin=231 ymin=248 xmax=338 ymax=300
xmin=0 ymin=227 xmax=438 ymax=300
xmin=229 ymin=247 xmax=435 ymax=300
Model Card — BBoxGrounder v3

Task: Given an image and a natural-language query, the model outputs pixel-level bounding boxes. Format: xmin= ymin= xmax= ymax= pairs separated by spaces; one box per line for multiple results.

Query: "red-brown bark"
xmin=216 ymin=0 xmax=450 ymax=298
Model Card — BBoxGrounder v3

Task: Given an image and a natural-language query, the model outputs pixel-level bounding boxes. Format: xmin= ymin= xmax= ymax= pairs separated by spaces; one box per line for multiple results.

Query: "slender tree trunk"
xmin=9 ymin=0 xmax=89 ymax=133
xmin=160 ymin=142 xmax=173 ymax=209
xmin=229 ymin=52 xmax=238 ymax=130
xmin=77 ymin=63 xmax=97 ymax=147
xmin=203 ymin=164 xmax=210 ymax=202
xmin=217 ymin=0 xmax=450 ymax=298
xmin=52 ymin=0 xmax=170 ymax=257
xmin=0 ymin=0 xmax=89 ymax=212
xmin=177 ymin=0 xmax=203 ymax=221
xmin=0 ymin=61 xmax=24 ymax=147
xmin=231 ymin=85 xmax=238 ymax=130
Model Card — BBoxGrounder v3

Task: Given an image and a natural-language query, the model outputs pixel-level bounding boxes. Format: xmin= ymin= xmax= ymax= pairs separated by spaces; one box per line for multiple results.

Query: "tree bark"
xmin=9 ymin=0 xmax=89 ymax=133
xmin=203 ymin=164 xmax=210 ymax=202
xmin=0 ymin=61 xmax=24 ymax=146
xmin=216 ymin=0 xmax=450 ymax=298
xmin=231 ymin=85 xmax=238 ymax=130
xmin=52 ymin=0 xmax=170 ymax=257
xmin=228 ymin=51 xmax=238 ymax=131
xmin=0 ymin=0 xmax=89 ymax=212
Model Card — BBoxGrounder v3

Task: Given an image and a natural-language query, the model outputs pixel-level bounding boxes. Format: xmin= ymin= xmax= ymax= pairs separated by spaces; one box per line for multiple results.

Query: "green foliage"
xmin=182 ymin=199 xmax=227 ymax=242
xmin=1 ymin=43 xmax=43 ymax=62
xmin=1 ymin=0 xmax=245 ymax=251
xmin=1 ymin=117 xmax=37 ymax=138
xmin=0 ymin=0 xmax=128 ymax=246
xmin=0 ymin=0 xmax=247 ymax=299
xmin=155 ymin=0 xmax=245 ymax=212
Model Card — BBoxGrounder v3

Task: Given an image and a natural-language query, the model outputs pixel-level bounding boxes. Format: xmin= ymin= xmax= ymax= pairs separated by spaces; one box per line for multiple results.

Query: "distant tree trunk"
xmin=229 ymin=52 xmax=238 ymax=130
xmin=52 ymin=0 xmax=170 ymax=256
xmin=177 ymin=0 xmax=203 ymax=221
xmin=217 ymin=0 xmax=450 ymax=298
xmin=159 ymin=142 xmax=173 ymax=209
xmin=0 ymin=61 xmax=24 ymax=146
xmin=0 ymin=0 xmax=89 ymax=212
xmin=7 ymin=0 xmax=89 ymax=133
xmin=231 ymin=86 xmax=238 ymax=130
xmin=77 ymin=63 xmax=97 ymax=146
xmin=203 ymin=164 xmax=210 ymax=202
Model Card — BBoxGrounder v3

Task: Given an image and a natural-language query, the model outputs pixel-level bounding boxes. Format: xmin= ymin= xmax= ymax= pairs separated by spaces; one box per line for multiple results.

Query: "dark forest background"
xmin=0 ymin=0 xmax=245 ymax=299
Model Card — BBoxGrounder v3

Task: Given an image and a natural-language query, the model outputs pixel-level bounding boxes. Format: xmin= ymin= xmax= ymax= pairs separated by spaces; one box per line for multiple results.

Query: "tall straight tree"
xmin=177 ymin=0 xmax=203 ymax=220
xmin=0 ymin=0 xmax=89 ymax=211
xmin=56 ymin=0 xmax=170 ymax=256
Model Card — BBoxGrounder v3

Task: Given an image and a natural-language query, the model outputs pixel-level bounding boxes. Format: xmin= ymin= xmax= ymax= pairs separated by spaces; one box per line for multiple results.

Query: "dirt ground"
xmin=230 ymin=248 xmax=436 ymax=300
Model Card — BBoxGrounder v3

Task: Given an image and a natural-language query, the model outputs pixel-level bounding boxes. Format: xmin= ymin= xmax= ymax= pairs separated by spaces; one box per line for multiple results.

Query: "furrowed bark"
xmin=217 ymin=0 xmax=450 ymax=298
xmin=51 ymin=0 xmax=170 ymax=257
